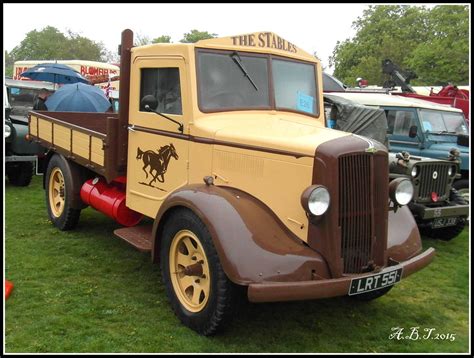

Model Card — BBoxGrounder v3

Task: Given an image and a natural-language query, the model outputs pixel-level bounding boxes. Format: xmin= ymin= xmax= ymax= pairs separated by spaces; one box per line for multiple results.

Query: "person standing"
xmin=33 ymin=88 xmax=51 ymax=110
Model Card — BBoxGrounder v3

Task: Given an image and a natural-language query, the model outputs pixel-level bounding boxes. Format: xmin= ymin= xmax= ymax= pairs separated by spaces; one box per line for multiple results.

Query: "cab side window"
xmin=386 ymin=110 xmax=415 ymax=136
xmin=140 ymin=68 xmax=182 ymax=115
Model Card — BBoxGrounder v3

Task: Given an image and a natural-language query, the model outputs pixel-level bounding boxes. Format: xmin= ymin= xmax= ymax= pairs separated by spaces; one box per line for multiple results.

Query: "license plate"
xmin=348 ymin=267 xmax=403 ymax=296
xmin=432 ymin=217 xmax=458 ymax=229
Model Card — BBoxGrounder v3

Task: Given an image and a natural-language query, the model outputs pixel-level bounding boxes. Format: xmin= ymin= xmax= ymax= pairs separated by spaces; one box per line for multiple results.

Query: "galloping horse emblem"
xmin=136 ymin=143 xmax=179 ymax=188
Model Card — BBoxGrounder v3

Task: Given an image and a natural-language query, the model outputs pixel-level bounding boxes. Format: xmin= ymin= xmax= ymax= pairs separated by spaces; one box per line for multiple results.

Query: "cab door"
xmin=126 ymin=57 xmax=189 ymax=218
xmin=386 ymin=107 xmax=423 ymax=156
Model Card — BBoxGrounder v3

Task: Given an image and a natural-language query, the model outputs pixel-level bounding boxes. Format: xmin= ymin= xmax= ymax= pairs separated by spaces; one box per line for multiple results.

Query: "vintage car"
xmin=324 ymin=93 xmax=469 ymax=240
xmin=5 ymin=78 xmax=54 ymax=186
xmin=322 ymin=88 xmax=469 ymax=204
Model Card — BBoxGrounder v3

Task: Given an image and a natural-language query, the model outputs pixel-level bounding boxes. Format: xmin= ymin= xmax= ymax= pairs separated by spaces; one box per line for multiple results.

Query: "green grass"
xmin=5 ymin=176 xmax=470 ymax=353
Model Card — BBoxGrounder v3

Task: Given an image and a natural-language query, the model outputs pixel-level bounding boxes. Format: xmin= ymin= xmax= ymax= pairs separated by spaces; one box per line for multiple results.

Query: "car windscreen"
xmin=419 ymin=109 xmax=468 ymax=135
xmin=197 ymin=51 xmax=270 ymax=111
xmin=273 ymin=59 xmax=317 ymax=115
xmin=197 ymin=50 xmax=318 ymax=116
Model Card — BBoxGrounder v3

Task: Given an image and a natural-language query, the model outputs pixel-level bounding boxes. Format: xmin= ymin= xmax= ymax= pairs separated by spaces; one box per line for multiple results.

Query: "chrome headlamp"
xmin=389 ymin=178 xmax=414 ymax=206
xmin=301 ymin=185 xmax=331 ymax=216
xmin=448 ymin=165 xmax=457 ymax=177
xmin=4 ymin=124 xmax=12 ymax=138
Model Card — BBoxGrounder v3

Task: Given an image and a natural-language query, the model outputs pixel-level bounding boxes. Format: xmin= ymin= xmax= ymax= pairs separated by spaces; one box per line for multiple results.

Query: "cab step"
xmin=113 ymin=225 xmax=153 ymax=252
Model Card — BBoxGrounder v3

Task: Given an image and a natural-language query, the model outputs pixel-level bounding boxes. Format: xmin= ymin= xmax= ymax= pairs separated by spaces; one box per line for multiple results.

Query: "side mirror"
xmin=140 ymin=95 xmax=158 ymax=112
xmin=457 ymin=134 xmax=469 ymax=147
xmin=408 ymin=125 xmax=418 ymax=138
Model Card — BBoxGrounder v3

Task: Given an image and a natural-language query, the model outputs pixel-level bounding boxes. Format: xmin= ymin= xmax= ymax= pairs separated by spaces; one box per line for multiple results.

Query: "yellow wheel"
xmin=45 ymin=154 xmax=84 ymax=231
xmin=48 ymin=167 xmax=66 ymax=218
xmin=169 ymin=230 xmax=211 ymax=312
xmin=160 ymin=208 xmax=239 ymax=336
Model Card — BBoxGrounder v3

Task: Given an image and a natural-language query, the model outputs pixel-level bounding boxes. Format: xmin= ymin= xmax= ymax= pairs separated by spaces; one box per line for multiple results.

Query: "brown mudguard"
xmin=386 ymin=205 xmax=424 ymax=262
xmin=151 ymin=184 xmax=331 ymax=285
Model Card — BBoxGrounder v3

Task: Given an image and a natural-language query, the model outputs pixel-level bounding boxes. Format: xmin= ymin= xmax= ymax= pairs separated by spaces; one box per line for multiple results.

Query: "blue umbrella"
xmin=45 ymin=83 xmax=111 ymax=112
xmin=20 ymin=63 xmax=89 ymax=85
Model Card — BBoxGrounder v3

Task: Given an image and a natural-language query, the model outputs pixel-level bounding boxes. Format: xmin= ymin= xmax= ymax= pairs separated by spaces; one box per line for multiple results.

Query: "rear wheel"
xmin=160 ymin=208 xmax=238 ymax=336
xmin=7 ymin=162 xmax=34 ymax=187
xmin=45 ymin=154 xmax=84 ymax=231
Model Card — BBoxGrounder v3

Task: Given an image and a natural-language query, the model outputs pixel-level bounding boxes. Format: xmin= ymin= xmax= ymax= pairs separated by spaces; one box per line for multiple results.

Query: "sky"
xmin=3 ymin=3 xmax=373 ymax=73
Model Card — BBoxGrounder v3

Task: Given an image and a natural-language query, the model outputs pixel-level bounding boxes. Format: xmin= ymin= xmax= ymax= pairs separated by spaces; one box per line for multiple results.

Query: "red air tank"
xmin=80 ymin=177 xmax=142 ymax=227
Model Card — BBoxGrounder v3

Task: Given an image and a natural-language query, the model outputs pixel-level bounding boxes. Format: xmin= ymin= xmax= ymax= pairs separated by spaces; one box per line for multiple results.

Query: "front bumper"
xmin=247 ymin=247 xmax=435 ymax=303
xmin=415 ymin=204 xmax=469 ymax=220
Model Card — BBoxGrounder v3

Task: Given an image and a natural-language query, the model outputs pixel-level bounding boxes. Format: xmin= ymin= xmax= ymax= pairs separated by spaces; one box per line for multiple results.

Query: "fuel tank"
xmin=80 ymin=177 xmax=143 ymax=227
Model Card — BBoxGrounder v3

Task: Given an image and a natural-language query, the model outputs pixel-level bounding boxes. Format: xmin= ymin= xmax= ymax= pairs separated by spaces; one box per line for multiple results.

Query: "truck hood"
xmin=193 ymin=112 xmax=352 ymax=157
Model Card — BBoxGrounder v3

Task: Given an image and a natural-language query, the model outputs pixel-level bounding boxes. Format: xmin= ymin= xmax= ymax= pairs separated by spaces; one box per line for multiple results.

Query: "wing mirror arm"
xmin=140 ymin=95 xmax=183 ymax=133
xmin=144 ymin=105 xmax=184 ymax=133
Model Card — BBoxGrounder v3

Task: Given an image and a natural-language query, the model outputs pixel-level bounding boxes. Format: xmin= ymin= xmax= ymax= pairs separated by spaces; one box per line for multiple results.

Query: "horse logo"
xmin=136 ymin=144 xmax=179 ymax=189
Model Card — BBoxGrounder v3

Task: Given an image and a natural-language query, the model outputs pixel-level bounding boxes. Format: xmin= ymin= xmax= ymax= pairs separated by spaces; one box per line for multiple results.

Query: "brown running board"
xmin=113 ymin=225 xmax=152 ymax=252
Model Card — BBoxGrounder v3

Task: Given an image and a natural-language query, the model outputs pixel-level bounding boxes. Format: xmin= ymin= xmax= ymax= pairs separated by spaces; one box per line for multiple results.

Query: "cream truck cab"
xmin=28 ymin=30 xmax=435 ymax=335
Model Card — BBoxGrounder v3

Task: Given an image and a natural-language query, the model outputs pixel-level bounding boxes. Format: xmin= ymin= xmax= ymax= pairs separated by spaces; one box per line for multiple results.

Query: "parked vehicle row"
xmin=323 ymin=93 xmax=469 ymax=240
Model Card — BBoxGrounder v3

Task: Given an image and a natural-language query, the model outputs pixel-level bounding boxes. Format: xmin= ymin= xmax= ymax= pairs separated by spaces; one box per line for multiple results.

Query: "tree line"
xmin=6 ymin=6 xmax=469 ymax=87
xmin=5 ymin=27 xmax=216 ymax=77
xmin=329 ymin=5 xmax=469 ymax=87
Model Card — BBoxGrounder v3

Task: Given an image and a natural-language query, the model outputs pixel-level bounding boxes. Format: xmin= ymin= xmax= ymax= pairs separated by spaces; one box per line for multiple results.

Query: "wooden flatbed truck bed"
xmin=29 ymin=111 xmax=124 ymax=182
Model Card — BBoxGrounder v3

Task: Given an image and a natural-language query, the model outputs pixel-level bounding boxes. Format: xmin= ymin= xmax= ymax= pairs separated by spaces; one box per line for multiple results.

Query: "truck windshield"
xmin=418 ymin=109 xmax=468 ymax=135
xmin=197 ymin=50 xmax=318 ymax=116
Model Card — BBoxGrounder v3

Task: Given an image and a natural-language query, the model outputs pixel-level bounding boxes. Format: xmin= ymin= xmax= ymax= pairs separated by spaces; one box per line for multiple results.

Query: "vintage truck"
xmin=27 ymin=30 xmax=435 ymax=335
xmin=324 ymin=93 xmax=469 ymax=240
xmin=5 ymin=78 xmax=53 ymax=186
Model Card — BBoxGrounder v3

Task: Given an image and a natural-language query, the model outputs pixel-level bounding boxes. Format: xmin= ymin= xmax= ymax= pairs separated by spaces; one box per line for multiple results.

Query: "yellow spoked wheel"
xmin=161 ymin=209 xmax=238 ymax=335
xmin=45 ymin=154 xmax=82 ymax=231
xmin=169 ymin=230 xmax=211 ymax=313
xmin=48 ymin=167 xmax=66 ymax=218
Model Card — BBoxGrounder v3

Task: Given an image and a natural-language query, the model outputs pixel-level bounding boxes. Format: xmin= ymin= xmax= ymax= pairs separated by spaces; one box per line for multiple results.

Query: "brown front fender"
xmin=151 ymin=184 xmax=331 ymax=285
xmin=387 ymin=205 xmax=424 ymax=261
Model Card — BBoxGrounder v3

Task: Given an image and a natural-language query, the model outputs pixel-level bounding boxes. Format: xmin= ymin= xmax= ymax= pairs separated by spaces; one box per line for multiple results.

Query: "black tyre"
xmin=420 ymin=220 xmax=466 ymax=241
xmin=452 ymin=179 xmax=469 ymax=205
xmin=419 ymin=189 xmax=467 ymax=241
xmin=7 ymin=162 xmax=34 ymax=187
xmin=160 ymin=208 xmax=239 ymax=336
xmin=45 ymin=154 xmax=85 ymax=231
xmin=350 ymin=286 xmax=393 ymax=301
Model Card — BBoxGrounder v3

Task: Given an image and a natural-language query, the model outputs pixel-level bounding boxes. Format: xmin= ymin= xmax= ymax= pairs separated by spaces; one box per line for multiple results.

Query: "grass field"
xmin=4 ymin=176 xmax=470 ymax=353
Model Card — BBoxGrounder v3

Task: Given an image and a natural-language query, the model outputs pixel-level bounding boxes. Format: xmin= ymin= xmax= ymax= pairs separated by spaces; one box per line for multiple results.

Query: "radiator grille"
xmin=417 ymin=164 xmax=451 ymax=201
xmin=339 ymin=154 xmax=374 ymax=274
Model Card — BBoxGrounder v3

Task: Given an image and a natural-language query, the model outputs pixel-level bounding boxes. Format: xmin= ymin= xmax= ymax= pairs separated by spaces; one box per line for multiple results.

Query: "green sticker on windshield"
xmin=296 ymin=91 xmax=314 ymax=114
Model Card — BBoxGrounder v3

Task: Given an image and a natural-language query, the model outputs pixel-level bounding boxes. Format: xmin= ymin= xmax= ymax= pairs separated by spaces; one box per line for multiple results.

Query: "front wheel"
xmin=420 ymin=220 xmax=466 ymax=241
xmin=160 ymin=208 xmax=239 ymax=336
xmin=453 ymin=179 xmax=469 ymax=205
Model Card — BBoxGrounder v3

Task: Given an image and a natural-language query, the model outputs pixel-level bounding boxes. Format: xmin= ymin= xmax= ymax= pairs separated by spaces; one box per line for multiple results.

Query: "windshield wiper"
xmin=230 ymin=51 xmax=258 ymax=91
